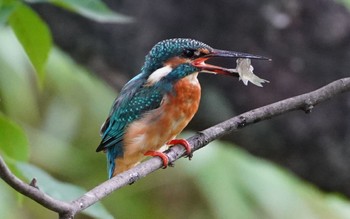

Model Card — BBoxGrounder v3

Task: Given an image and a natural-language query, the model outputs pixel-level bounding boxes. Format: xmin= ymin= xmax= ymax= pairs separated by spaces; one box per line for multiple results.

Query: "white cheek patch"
xmin=146 ymin=65 xmax=173 ymax=85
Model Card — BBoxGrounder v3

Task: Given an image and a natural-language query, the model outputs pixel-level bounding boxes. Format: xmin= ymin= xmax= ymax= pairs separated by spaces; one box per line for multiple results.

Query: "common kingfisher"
xmin=96 ymin=38 xmax=268 ymax=178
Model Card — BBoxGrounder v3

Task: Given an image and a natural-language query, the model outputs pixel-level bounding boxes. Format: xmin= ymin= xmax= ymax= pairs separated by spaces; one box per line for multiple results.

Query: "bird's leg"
xmin=144 ymin=151 xmax=171 ymax=168
xmin=167 ymin=139 xmax=193 ymax=160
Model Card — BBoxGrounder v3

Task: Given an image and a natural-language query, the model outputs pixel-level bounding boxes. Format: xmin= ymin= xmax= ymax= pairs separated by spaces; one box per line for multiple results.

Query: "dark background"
xmin=33 ymin=0 xmax=350 ymax=197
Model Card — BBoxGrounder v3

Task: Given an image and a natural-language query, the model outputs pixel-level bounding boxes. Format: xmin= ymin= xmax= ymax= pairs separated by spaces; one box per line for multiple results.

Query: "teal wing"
xmin=96 ymin=79 xmax=165 ymax=152
xmin=96 ymin=74 xmax=167 ymax=178
xmin=96 ymin=72 xmax=169 ymax=178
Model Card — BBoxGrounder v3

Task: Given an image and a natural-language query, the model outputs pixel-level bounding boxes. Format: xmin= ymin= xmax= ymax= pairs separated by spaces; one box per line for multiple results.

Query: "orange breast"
xmin=112 ymin=73 xmax=201 ymax=176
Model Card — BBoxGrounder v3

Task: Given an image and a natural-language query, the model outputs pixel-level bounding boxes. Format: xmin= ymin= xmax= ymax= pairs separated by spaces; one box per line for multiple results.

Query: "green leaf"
xmin=16 ymin=162 xmax=113 ymax=219
xmin=0 ymin=114 xmax=29 ymax=161
xmin=9 ymin=3 xmax=52 ymax=84
xmin=26 ymin=0 xmax=132 ymax=23
xmin=0 ymin=1 xmax=17 ymax=27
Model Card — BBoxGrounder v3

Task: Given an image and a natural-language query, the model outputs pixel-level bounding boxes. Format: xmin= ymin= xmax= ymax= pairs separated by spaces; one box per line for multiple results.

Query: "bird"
xmin=96 ymin=38 xmax=268 ymax=178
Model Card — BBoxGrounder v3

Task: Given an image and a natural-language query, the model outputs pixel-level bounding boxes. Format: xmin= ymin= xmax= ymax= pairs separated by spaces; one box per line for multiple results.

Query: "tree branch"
xmin=0 ymin=156 xmax=73 ymax=216
xmin=1 ymin=77 xmax=350 ymax=218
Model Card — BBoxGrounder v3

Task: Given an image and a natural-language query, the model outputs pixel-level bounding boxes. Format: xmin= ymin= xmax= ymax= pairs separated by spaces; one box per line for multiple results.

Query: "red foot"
xmin=144 ymin=151 xmax=169 ymax=168
xmin=167 ymin=139 xmax=193 ymax=159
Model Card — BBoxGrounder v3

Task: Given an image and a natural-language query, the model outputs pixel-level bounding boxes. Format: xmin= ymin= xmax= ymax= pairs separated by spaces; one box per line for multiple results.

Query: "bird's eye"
xmin=182 ymin=49 xmax=195 ymax=58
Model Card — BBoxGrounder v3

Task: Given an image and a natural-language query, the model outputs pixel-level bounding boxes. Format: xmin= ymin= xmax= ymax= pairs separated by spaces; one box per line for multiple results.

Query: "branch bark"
xmin=1 ymin=77 xmax=350 ymax=218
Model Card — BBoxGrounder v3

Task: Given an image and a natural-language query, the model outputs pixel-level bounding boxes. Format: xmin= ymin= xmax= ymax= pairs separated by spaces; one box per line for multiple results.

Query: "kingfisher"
xmin=96 ymin=38 xmax=268 ymax=178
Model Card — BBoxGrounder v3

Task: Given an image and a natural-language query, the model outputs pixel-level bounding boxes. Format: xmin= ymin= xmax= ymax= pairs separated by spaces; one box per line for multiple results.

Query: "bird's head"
xmin=141 ymin=38 xmax=269 ymax=85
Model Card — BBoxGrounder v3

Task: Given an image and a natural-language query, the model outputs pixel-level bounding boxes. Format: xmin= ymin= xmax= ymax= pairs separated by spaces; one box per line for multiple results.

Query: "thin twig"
xmin=0 ymin=77 xmax=349 ymax=218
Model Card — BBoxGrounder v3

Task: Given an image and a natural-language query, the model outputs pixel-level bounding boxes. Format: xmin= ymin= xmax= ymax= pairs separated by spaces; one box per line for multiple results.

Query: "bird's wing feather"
xmin=96 ymin=74 xmax=166 ymax=153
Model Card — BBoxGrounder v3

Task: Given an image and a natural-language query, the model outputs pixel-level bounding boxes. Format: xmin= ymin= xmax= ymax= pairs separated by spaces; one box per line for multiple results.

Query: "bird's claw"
xmin=144 ymin=150 xmax=170 ymax=168
xmin=185 ymin=152 xmax=193 ymax=160
xmin=167 ymin=139 xmax=193 ymax=160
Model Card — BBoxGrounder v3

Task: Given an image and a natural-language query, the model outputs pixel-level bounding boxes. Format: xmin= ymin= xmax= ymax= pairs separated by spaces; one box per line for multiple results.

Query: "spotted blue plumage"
xmin=97 ymin=39 xmax=216 ymax=178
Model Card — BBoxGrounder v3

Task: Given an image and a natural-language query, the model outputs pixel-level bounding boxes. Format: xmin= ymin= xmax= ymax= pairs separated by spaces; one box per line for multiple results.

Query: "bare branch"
xmin=0 ymin=156 xmax=73 ymax=215
xmin=0 ymin=77 xmax=349 ymax=218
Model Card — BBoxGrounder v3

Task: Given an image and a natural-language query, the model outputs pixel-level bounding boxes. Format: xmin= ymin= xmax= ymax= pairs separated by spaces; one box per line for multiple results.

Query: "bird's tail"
xmin=106 ymin=145 xmax=123 ymax=179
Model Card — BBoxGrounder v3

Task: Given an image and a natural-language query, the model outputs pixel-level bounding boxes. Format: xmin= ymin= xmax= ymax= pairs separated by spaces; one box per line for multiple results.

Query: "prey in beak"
xmin=191 ymin=49 xmax=271 ymax=87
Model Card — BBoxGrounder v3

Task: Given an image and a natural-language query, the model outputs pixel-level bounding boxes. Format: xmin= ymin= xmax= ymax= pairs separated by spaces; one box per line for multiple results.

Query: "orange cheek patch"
xmin=199 ymin=48 xmax=210 ymax=55
xmin=164 ymin=57 xmax=189 ymax=68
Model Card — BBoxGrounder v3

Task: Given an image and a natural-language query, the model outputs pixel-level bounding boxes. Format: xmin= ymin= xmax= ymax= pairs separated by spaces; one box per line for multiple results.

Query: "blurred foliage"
xmin=24 ymin=0 xmax=132 ymax=23
xmin=1 ymin=26 xmax=350 ymax=219
xmin=2 ymin=0 xmax=52 ymax=84
xmin=0 ymin=0 xmax=130 ymax=86
xmin=17 ymin=162 xmax=113 ymax=219
xmin=0 ymin=28 xmax=115 ymax=218
xmin=340 ymin=0 xmax=350 ymax=9
xmin=185 ymin=141 xmax=350 ymax=219
xmin=0 ymin=113 xmax=29 ymax=162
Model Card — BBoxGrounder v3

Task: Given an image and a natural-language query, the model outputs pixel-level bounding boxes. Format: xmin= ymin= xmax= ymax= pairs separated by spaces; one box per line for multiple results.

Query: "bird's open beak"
xmin=191 ymin=49 xmax=270 ymax=76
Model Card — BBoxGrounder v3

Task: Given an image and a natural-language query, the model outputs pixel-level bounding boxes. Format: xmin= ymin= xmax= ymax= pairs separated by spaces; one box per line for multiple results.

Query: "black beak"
xmin=207 ymin=49 xmax=271 ymax=60
xmin=191 ymin=49 xmax=270 ymax=76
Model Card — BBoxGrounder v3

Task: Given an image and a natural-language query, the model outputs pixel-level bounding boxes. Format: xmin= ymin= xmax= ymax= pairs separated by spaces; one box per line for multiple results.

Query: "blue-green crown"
xmin=142 ymin=38 xmax=213 ymax=73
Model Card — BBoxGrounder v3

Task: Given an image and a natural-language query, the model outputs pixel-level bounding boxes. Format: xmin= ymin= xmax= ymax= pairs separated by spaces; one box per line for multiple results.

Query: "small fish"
xmin=228 ymin=58 xmax=269 ymax=87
